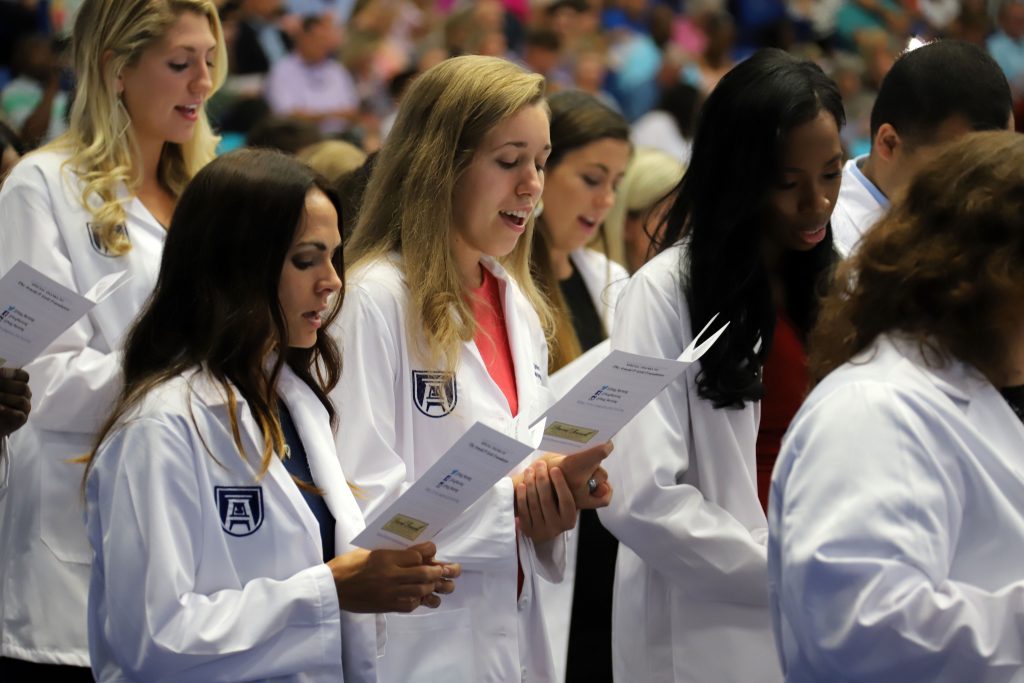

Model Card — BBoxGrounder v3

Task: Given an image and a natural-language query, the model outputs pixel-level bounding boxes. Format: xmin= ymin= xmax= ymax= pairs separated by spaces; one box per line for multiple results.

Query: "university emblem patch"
xmin=86 ymin=222 xmax=130 ymax=256
xmin=412 ymin=370 xmax=457 ymax=418
xmin=215 ymin=486 xmax=264 ymax=536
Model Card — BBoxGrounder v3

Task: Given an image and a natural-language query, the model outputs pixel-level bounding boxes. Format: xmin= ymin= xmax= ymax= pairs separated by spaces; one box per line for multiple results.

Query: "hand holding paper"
xmin=328 ymin=541 xmax=461 ymax=613
xmin=353 ymin=316 xmax=728 ymax=551
xmin=533 ymin=441 xmax=613 ymax=509
xmin=530 ymin=315 xmax=729 ymax=454
xmin=352 ymin=423 xmax=536 ymax=550
xmin=0 ymin=261 xmax=131 ymax=369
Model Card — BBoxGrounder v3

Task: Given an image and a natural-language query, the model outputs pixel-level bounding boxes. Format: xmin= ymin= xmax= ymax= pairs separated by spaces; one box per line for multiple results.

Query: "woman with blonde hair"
xmin=602 ymin=147 xmax=685 ymax=274
xmin=331 ymin=55 xmax=614 ymax=682
xmin=770 ymin=130 xmax=1024 ymax=682
xmin=0 ymin=0 xmax=226 ymax=675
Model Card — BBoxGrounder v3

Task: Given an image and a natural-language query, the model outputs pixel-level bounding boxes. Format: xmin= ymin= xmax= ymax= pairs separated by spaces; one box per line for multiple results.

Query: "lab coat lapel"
xmin=914 ymin=348 xmax=1024 ymax=475
xmin=276 ymin=367 xmax=380 ymax=683
xmin=195 ymin=371 xmax=324 ymax=549
xmin=276 ymin=366 xmax=367 ymax=552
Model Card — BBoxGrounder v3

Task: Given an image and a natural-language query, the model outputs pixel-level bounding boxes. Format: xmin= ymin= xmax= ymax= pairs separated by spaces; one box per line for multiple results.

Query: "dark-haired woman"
xmin=530 ymin=89 xmax=630 ymax=683
xmin=83 ymin=149 xmax=459 ymax=682
xmin=598 ymin=48 xmax=844 ymax=682
xmin=770 ymin=131 xmax=1024 ymax=682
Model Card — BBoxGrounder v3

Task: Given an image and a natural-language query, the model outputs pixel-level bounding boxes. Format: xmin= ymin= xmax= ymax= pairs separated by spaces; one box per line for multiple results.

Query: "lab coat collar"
xmin=882 ymin=334 xmax=977 ymax=405
xmin=880 ymin=335 xmax=1024 ymax=457
xmin=184 ymin=365 xmax=340 ymax=550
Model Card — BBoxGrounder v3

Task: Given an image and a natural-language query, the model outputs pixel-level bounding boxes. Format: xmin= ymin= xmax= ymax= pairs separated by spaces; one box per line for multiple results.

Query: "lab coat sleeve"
xmin=774 ymin=381 xmax=1024 ymax=681
xmin=333 ymin=285 xmax=518 ymax=570
xmin=0 ymin=169 xmax=123 ymax=434
xmin=598 ymin=267 xmax=769 ymax=606
xmin=92 ymin=416 xmax=343 ymax=682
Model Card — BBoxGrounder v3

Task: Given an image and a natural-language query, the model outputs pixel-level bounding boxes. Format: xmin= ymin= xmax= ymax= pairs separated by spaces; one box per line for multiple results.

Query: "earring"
xmin=114 ymin=94 xmax=131 ymax=138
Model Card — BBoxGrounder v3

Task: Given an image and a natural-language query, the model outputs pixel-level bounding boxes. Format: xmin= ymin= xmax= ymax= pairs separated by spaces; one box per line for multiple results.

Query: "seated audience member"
xmin=831 ymin=39 xmax=1012 ymax=257
xmin=246 ymin=116 xmax=322 ymax=154
xmin=266 ymin=14 xmax=358 ymax=134
xmin=232 ymin=0 xmax=292 ymax=76
xmin=987 ymin=0 xmax=1024 ymax=96
xmin=770 ymin=130 xmax=1024 ymax=683
xmin=0 ymin=120 xmax=24 ymax=185
xmin=1 ymin=35 xmax=69 ymax=149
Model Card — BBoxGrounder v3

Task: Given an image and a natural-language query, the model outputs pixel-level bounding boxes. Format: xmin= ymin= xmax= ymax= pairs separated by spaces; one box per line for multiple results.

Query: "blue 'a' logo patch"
xmin=86 ymin=222 xmax=130 ymax=256
xmin=215 ymin=486 xmax=264 ymax=536
xmin=412 ymin=371 xmax=457 ymax=418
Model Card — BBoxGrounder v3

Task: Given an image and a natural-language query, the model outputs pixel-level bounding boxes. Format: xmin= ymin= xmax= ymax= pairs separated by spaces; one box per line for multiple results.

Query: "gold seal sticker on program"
xmin=383 ymin=513 xmax=429 ymax=541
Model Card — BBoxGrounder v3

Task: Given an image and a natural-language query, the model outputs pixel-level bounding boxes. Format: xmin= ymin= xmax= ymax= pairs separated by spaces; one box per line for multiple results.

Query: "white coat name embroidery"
xmin=215 ymin=486 xmax=264 ymax=536
xmin=412 ymin=371 xmax=457 ymax=418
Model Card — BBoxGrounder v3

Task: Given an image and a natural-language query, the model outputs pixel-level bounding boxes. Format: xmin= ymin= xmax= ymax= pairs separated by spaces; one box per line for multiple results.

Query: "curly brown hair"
xmin=810 ymin=130 xmax=1024 ymax=384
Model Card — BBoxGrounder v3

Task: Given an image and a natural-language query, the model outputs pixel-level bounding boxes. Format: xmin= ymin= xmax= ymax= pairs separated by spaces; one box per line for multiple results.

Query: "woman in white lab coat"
xmin=0 ymin=0 xmax=226 ymax=675
xmin=84 ymin=148 xmax=458 ymax=683
xmin=597 ymin=49 xmax=844 ymax=683
xmin=770 ymin=131 xmax=1024 ymax=682
xmin=331 ymin=55 xmax=614 ymax=683
xmin=529 ymin=89 xmax=630 ymax=683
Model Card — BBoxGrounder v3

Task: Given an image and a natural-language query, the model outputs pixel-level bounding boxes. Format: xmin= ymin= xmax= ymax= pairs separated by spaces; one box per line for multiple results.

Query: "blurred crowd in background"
xmin=2 ymin=0 xmax=1024 ymax=169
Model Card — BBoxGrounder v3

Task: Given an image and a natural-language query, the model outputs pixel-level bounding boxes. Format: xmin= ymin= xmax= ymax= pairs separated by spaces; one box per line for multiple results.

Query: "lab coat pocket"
xmin=378 ymin=607 xmax=478 ymax=683
xmin=39 ymin=432 xmax=92 ymax=564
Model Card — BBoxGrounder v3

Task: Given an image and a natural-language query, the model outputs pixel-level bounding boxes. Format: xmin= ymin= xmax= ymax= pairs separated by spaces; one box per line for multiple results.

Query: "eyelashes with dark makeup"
xmin=291 ymin=257 xmax=315 ymax=270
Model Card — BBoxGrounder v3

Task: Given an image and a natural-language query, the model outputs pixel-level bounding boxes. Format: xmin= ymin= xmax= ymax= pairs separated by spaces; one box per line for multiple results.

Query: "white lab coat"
xmin=537 ymin=246 xmax=628 ymax=683
xmin=86 ymin=366 xmax=378 ymax=683
xmin=769 ymin=335 xmax=1024 ymax=683
xmin=830 ymin=156 xmax=886 ymax=258
xmin=329 ymin=255 xmax=564 ymax=683
xmin=597 ymin=244 xmax=780 ymax=683
xmin=0 ymin=149 xmax=166 ymax=665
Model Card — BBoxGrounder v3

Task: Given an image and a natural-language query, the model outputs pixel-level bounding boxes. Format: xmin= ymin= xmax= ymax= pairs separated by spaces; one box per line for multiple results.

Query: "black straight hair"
xmin=656 ymin=48 xmax=844 ymax=408
xmin=870 ymin=40 xmax=1012 ymax=147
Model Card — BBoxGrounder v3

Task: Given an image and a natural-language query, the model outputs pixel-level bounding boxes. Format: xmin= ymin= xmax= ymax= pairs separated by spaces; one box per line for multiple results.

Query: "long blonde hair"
xmin=52 ymin=0 xmax=226 ymax=256
xmin=347 ymin=55 xmax=553 ymax=370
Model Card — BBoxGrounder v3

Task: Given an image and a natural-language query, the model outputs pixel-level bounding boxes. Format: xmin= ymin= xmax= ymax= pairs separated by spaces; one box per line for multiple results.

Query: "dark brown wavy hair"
xmin=810 ymin=130 xmax=1024 ymax=384
xmin=84 ymin=148 xmax=344 ymax=484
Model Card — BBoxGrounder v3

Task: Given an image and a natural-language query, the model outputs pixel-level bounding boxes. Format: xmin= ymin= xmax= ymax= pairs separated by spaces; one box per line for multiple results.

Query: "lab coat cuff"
xmin=304 ymin=563 xmax=344 ymax=667
xmin=522 ymin=530 xmax=567 ymax=583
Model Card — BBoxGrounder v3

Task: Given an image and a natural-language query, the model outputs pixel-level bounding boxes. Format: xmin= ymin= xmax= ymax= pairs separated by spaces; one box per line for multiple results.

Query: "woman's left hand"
xmin=538 ymin=441 xmax=614 ymax=509
xmin=513 ymin=459 xmax=577 ymax=543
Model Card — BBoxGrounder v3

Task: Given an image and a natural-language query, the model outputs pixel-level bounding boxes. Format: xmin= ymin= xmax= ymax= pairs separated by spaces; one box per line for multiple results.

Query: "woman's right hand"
xmin=328 ymin=542 xmax=460 ymax=613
